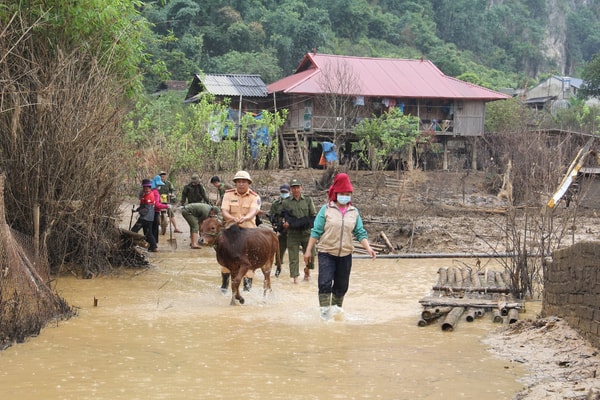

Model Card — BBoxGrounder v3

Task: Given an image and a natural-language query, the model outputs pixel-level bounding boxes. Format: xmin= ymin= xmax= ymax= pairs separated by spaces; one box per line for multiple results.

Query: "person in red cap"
xmin=303 ymin=173 xmax=376 ymax=320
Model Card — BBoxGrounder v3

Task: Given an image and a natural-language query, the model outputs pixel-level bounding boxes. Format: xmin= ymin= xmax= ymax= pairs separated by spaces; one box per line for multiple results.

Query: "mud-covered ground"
xmin=483 ymin=316 xmax=600 ymax=399
xmin=247 ymin=168 xmax=600 ymax=255
xmin=243 ymin=168 xmax=600 ymax=399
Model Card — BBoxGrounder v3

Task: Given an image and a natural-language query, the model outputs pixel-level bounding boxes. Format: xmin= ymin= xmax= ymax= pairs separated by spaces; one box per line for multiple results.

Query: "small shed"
xmin=184 ymin=73 xmax=269 ymax=115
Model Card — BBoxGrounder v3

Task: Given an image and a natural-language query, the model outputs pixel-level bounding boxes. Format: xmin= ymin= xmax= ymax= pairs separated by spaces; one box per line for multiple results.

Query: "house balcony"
xmin=284 ymin=114 xmax=484 ymax=137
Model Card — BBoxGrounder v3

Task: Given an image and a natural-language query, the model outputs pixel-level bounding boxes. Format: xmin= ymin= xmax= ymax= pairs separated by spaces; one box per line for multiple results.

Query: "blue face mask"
xmin=337 ymin=195 xmax=351 ymax=205
xmin=280 ymin=192 xmax=290 ymax=199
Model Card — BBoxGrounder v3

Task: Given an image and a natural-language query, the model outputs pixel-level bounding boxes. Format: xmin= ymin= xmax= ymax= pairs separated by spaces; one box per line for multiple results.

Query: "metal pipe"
xmin=352 ymin=252 xmax=540 ymax=259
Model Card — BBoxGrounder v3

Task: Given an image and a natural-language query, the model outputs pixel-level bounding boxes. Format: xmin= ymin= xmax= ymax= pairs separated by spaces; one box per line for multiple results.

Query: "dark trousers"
xmin=152 ymin=212 xmax=160 ymax=243
xmin=278 ymin=232 xmax=287 ymax=264
xmin=142 ymin=219 xmax=157 ymax=251
xmin=317 ymin=252 xmax=352 ymax=299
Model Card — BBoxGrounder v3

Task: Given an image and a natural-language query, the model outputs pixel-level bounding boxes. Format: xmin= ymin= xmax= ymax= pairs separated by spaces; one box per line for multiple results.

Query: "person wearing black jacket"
xmin=180 ymin=174 xmax=209 ymax=205
xmin=281 ymin=178 xmax=316 ymax=283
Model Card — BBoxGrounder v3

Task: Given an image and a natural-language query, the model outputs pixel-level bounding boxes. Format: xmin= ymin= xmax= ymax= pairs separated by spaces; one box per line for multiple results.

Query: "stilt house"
xmin=267 ymin=52 xmax=509 ymax=170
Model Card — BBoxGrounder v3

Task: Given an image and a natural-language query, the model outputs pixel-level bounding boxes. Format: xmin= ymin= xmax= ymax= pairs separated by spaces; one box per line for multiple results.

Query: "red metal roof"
xmin=267 ymin=53 xmax=509 ymax=101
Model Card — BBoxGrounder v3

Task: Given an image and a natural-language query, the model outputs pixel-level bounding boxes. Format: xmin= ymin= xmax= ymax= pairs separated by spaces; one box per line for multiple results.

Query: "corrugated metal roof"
xmin=524 ymin=95 xmax=556 ymax=104
xmin=187 ymin=74 xmax=268 ymax=100
xmin=552 ymin=75 xmax=583 ymax=89
xmin=268 ymin=53 xmax=509 ymax=101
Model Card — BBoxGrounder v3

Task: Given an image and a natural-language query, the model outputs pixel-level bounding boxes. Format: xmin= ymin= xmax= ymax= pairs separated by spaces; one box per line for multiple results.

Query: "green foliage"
xmin=137 ymin=0 xmax=600 ymax=92
xmin=353 ymin=108 xmax=420 ymax=170
xmin=2 ymin=0 xmax=148 ymax=95
xmin=327 ymin=0 xmax=371 ymax=41
xmin=553 ymin=102 xmax=600 ymax=134
xmin=123 ymin=92 xmax=288 ymax=173
xmin=485 ymin=98 xmax=533 ymax=133
xmin=580 ymin=53 xmax=600 ymax=99
xmin=210 ymin=50 xmax=283 ymax=83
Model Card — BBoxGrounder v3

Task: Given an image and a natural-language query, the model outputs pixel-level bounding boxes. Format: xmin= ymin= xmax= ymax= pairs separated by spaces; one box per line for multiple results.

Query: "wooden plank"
xmin=547 ymin=137 xmax=595 ymax=208
xmin=431 ymin=285 xmax=511 ymax=293
xmin=379 ymin=231 xmax=395 ymax=253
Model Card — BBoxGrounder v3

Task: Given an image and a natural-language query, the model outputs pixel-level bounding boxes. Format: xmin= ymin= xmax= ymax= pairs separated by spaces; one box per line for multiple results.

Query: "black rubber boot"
xmin=243 ymin=277 xmax=253 ymax=291
xmin=221 ymin=273 xmax=230 ymax=293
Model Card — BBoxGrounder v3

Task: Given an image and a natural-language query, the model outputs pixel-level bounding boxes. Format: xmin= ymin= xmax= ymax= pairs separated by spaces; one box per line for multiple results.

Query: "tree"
xmin=327 ymin=0 xmax=371 ymax=41
xmin=353 ymin=108 xmax=421 ymax=171
xmin=316 ymin=59 xmax=361 ymax=160
xmin=211 ymin=50 xmax=282 ymax=83
xmin=580 ymin=53 xmax=600 ymax=99
xmin=0 ymin=0 xmax=147 ymax=275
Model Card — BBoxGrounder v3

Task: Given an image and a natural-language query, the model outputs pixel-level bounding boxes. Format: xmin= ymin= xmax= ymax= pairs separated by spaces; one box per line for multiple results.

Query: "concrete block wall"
xmin=542 ymin=241 xmax=600 ymax=349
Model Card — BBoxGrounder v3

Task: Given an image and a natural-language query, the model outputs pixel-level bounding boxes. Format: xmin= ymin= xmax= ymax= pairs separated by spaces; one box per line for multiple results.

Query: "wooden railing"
xmin=287 ymin=115 xmax=484 ymax=136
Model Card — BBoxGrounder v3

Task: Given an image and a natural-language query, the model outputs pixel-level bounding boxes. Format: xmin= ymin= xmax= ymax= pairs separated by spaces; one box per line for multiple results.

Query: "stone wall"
xmin=542 ymin=241 xmax=600 ymax=349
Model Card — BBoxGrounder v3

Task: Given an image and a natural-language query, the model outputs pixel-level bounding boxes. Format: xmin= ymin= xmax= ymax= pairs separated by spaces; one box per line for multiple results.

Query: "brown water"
xmin=0 ymin=246 xmax=529 ymax=400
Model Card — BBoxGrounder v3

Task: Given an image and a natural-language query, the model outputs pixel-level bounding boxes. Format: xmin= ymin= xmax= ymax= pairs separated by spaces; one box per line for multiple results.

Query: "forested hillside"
xmin=140 ymin=0 xmax=600 ymax=92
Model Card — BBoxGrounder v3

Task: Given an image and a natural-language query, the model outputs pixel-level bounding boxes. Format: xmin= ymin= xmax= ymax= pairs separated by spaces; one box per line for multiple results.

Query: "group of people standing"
xmin=133 ymin=168 xmax=376 ymax=320
xmin=134 ymin=171 xmax=217 ymax=251
xmin=133 ymin=172 xmax=173 ymax=252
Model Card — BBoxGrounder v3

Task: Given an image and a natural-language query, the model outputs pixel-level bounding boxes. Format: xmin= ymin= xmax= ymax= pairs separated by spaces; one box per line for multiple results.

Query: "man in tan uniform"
xmin=220 ymin=170 xmax=261 ymax=228
xmin=219 ymin=170 xmax=262 ymax=291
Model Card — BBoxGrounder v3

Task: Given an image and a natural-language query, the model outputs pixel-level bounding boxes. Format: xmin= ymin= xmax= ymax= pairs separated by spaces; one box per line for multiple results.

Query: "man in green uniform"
xmin=282 ymin=178 xmax=316 ymax=283
xmin=269 ymin=183 xmax=291 ymax=277
xmin=210 ymin=176 xmax=233 ymax=206
xmin=180 ymin=203 xmax=220 ymax=249
xmin=181 ymin=174 xmax=210 ymax=205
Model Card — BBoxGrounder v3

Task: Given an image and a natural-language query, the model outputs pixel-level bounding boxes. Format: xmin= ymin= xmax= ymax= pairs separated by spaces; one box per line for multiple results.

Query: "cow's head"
xmin=200 ymin=217 xmax=223 ymax=246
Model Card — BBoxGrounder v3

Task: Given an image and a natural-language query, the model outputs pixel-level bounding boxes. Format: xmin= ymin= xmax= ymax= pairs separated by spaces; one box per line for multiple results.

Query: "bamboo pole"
xmin=421 ymin=306 xmax=452 ymax=320
xmin=492 ymin=309 xmax=504 ymax=323
xmin=419 ymin=297 xmax=524 ymax=309
xmin=508 ymin=308 xmax=519 ymax=324
xmin=437 ymin=267 xmax=448 ymax=287
xmin=447 ymin=266 xmax=456 ymax=286
xmin=33 ymin=203 xmax=40 ymax=259
xmin=441 ymin=307 xmax=465 ymax=331
xmin=431 ymin=285 xmax=511 ymax=293
xmin=464 ymin=307 xmax=477 ymax=322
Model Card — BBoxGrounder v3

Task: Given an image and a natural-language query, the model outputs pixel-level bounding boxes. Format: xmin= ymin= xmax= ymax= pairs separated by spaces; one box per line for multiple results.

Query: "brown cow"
xmin=200 ymin=217 xmax=281 ymax=305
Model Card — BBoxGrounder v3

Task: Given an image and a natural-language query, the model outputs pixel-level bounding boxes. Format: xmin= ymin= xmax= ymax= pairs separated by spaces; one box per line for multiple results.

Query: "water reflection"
xmin=0 ymin=248 xmax=527 ymax=399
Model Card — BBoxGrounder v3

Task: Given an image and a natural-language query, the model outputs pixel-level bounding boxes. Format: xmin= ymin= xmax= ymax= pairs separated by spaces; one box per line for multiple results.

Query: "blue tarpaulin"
xmin=249 ymin=113 xmax=270 ymax=158
xmin=321 ymin=141 xmax=337 ymax=162
xmin=220 ymin=110 xmax=270 ymax=159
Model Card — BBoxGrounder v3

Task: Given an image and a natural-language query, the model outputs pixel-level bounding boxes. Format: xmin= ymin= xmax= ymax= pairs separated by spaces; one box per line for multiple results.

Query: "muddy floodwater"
xmin=0 ymin=247 xmax=532 ymax=399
